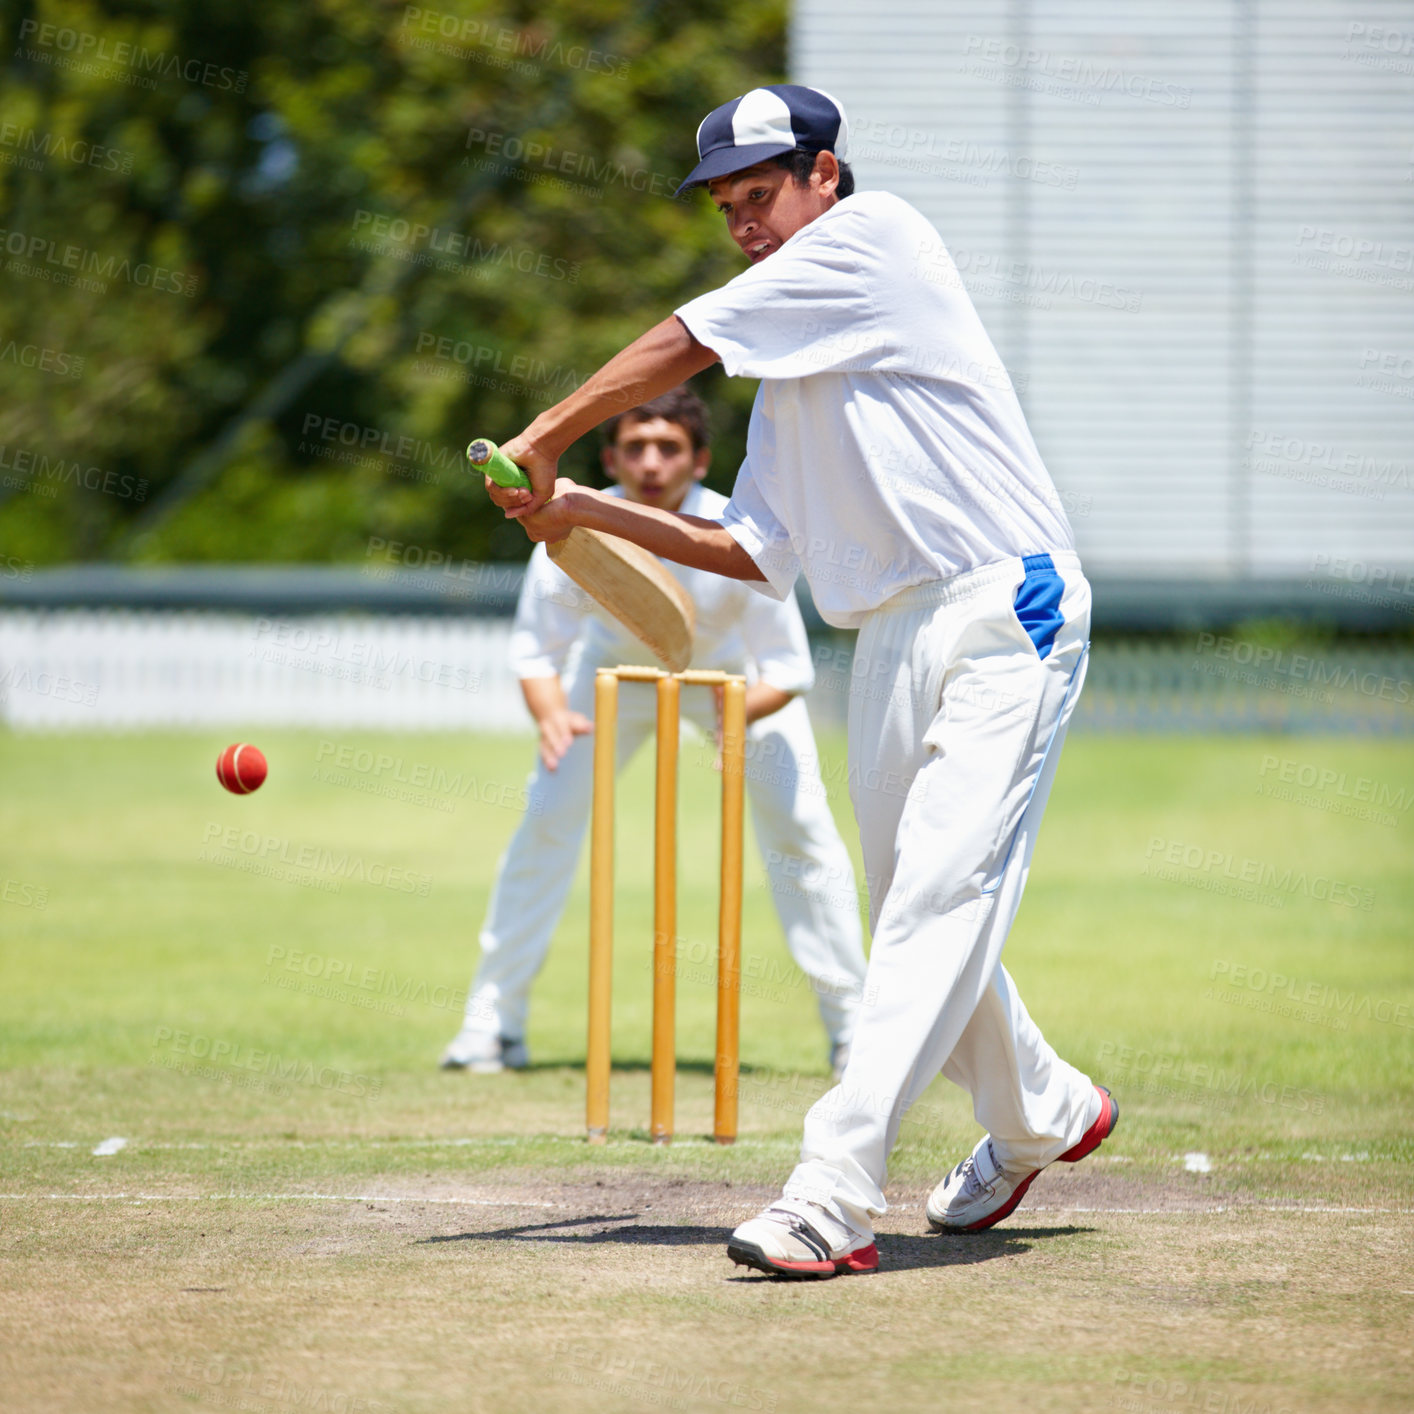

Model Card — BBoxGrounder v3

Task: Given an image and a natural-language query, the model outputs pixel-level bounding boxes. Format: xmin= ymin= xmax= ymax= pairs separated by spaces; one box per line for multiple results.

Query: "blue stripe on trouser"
xmin=1013 ymin=552 xmax=1066 ymax=660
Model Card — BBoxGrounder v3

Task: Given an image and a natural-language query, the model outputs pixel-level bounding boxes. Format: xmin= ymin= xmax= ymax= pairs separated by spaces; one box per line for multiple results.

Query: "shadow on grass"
xmin=515 ymin=1059 xmax=816 ymax=1078
xmin=421 ymin=1215 xmax=1093 ymax=1276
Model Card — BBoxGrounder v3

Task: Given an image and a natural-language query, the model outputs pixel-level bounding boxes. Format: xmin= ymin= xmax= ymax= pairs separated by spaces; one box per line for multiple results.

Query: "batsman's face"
xmin=602 ymin=416 xmax=709 ymax=512
xmin=708 ymin=155 xmax=840 ymax=264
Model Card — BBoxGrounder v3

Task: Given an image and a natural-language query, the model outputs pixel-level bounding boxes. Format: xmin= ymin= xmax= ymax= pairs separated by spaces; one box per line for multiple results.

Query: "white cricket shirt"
xmin=675 ymin=190 xmax=1076 ymax=629
xmin=510 ymin=484 xmax=815 ymax=693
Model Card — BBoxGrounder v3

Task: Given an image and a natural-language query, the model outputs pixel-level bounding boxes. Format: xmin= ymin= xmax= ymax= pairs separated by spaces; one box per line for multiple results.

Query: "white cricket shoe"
xmin=926 ymin=1085 xmax=1119 ymax=1232
xmin=727 ymin=1198 xmax=878 ymax=1279
xmin=438 ymin=1028 xmax=528 ymax=1073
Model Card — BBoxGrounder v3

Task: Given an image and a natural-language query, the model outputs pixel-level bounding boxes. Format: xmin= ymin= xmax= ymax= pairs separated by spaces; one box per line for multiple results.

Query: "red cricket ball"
xmin=216 ymin=743 xmax=268 ymax=795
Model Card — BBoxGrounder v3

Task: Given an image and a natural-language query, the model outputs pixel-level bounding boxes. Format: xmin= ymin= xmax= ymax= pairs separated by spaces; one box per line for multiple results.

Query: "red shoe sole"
xmin=1057 ymin=1085 xmax=1119 ymax=1164
xmin=957 ymin=1086 xmax=1119 ymax=1233
xmin=728 ymin=1240 xmax=879 ymax=1279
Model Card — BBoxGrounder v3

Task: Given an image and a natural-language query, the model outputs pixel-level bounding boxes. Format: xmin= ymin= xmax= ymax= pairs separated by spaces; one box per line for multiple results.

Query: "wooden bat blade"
xmin=548 ymin=528 xmax=696 ymax=673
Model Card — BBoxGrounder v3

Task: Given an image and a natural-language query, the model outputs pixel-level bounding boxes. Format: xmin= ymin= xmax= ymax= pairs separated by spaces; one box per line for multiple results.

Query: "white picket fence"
xmin=0 ymin=610 xmax=530 ymax=731
xmin=3 ymin=608 xmax=1409 ymax=734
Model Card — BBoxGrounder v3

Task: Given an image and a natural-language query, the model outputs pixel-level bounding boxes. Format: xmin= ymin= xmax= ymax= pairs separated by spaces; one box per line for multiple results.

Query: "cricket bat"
xmin=467 ymin=438 xmax=696 ymax=673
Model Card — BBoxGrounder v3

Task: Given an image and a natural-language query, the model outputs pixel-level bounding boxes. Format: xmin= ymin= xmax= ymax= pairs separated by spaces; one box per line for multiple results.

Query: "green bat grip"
xmin=466 ymin=437 xmax=531 ymax=490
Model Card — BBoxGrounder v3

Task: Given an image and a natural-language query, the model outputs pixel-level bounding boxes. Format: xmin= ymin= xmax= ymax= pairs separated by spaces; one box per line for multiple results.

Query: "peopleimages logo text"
xmin=0 ymin=227 xmax=198 ymax=297
xmin=17 ymin=19 xmax=248 ymax=90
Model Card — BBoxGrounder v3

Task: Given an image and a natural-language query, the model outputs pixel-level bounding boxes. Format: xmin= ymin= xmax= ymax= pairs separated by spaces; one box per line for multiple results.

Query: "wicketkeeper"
xmin=484 ymin=85 xmax=1118 ymax=1278
xmin=443 ymin=386 xmax=868 ymax=1078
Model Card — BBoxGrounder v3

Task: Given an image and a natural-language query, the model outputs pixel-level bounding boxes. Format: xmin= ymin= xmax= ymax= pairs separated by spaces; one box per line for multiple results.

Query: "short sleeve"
xmin=508 ymin=545 xmax=593 ymax=678
xmin=720 ymin=458 xmax=802 ymax=602
xmin=675 ymin=206 xmax=886 ymax=380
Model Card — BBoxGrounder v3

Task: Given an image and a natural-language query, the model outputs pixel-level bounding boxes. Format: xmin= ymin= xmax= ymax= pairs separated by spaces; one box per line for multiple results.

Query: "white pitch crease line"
xmin=1256 ymin=1206 xmax=1413 ymax=1215
xmin=1025 ymin=1204 xmax=1412 ymax=1215
xmin=0 ymin=1192 xmax=567 ymax=1208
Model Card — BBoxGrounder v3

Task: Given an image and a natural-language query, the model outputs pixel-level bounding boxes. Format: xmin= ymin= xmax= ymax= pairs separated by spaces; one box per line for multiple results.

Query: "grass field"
xmin=2 ymin=725 xmax=1411 ymax=1413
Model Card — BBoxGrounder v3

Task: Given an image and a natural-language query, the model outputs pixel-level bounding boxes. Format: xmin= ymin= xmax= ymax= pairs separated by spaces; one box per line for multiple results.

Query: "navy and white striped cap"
xmin=675 ymin=84 xmax=849 ymax=197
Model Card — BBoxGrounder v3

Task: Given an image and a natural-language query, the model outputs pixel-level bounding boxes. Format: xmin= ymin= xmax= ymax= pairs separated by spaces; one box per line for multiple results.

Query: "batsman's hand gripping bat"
xmin=467 ymin=438 xmax=696 ymax=673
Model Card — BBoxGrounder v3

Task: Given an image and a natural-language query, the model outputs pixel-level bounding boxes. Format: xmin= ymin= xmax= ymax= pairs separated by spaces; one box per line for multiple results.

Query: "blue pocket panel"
xmin=1013 ymin=553 xmax=1065 ymax=661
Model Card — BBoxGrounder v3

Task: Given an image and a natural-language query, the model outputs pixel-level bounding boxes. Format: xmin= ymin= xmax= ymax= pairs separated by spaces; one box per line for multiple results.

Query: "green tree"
xmin=0 ymin=0 xmax=786 ymax=565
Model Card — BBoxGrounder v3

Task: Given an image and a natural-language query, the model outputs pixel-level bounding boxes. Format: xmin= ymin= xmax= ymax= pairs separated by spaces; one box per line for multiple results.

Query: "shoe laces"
xmin=773 ymin=1209 xmax=818 ymax=1237
xmin=768 ymin=1200 xmax=852 ymax=1248
xmin=954 ymin=1140 xmax=999 ymax=1199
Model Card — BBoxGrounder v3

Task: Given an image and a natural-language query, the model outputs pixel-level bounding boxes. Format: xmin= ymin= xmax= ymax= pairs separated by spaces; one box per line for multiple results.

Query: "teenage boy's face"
xmin=601 ymin=415 xmax=709 ymax=512
xmin=707 ymin=154 xmax=840 ymax=264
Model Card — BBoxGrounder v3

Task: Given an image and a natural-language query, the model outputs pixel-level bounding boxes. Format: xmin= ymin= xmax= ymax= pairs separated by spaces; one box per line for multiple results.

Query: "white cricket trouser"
xmin=782 ymin=552 xmax=1097 ymax=1239
xmin=464 ymin=659 xmax=868 ymax=1047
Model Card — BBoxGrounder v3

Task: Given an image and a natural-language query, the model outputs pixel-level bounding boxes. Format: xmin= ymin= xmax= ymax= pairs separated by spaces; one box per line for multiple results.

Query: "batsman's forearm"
xmin=526 ymin=317 xmax=718 ymax=458
xmin=569 ymin=492 xmax=766 ymax=583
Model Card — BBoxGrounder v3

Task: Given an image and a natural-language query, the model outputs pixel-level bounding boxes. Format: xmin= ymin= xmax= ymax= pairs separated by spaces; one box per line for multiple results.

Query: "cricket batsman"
xmin=482 ymin=84 xmax=1118 ymax=1278
xmin=443 ymin=386 xmax=868 ymax=1077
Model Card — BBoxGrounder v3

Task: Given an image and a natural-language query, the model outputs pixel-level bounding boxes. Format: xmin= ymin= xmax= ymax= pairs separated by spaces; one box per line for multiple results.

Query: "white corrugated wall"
xmin=792 ymin=0 xmax=1414 ymax=578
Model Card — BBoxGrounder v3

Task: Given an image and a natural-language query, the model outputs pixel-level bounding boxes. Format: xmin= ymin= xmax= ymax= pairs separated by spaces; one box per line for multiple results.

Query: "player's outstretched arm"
xmin=491 ymin=316 xmax=719 ymax=516
xmin=521 ymin=477 xmax=766 ymax=584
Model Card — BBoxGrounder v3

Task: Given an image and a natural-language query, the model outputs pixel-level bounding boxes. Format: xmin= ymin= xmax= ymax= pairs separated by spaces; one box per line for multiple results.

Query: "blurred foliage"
xmin=0 ymin=0 xmax=786 ymax=564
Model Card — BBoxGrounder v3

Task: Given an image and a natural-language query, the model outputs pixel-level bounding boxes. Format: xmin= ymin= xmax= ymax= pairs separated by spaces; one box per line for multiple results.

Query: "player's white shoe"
xmin=438 ymin=1028 xmax=529 ymax=1073
xmin=727 ymin=1199 xmax=878 ymax=1278
xmin=926 ymin=1085 xmax=1119 ymax=1232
